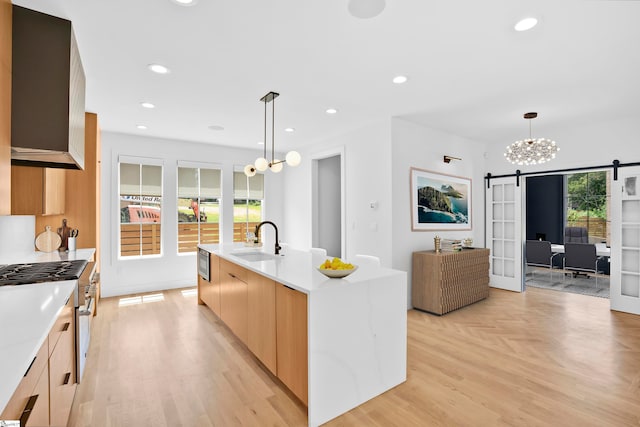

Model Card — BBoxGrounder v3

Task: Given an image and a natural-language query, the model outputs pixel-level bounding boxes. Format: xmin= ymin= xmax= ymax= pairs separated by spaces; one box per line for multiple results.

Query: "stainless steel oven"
xmin=198 ymin=248 xmax=209 ymax=281
xmin=76 ymin=261 xmax=98 ymax=382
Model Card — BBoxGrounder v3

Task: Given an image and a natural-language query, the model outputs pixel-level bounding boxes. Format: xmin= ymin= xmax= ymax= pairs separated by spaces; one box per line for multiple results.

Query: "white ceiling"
xmin=12 ymin=0 xmax=640 ymax=152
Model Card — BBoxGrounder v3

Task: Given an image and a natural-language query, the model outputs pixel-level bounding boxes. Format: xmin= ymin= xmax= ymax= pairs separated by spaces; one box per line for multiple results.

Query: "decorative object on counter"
xmin=441 ymin=239 xmax=462 ymax=252
xmin=244 ymin=91 xmax=301 ymax=177
xmin=504 ymin=112 xmax=559 ymax=166
xmin=68 ymin=236 xmax=77 ymax=252
xmin=434 ymin=235 xmax=441 ymax=253
xmin=57 ymin=218 xmax=71 ymax=251
xmin=318 ymin=257 xmax=358 ymax=278
xmin=462 ymin=237 xmax=473 ymax=248
xmin=35 ymin=225 xmax=62 ymax=252
xmin=410 ymin=167 xmax=472 ymax=231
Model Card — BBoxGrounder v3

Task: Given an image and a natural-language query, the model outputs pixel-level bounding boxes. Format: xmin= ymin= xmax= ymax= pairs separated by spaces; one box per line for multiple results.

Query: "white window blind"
xmin=233 ymin=171 xmax=264 ymax=199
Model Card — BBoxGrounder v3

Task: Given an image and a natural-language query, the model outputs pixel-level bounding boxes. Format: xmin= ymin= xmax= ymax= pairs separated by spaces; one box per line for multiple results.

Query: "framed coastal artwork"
xmin=410 ymin=167 xmax=472 ymax=231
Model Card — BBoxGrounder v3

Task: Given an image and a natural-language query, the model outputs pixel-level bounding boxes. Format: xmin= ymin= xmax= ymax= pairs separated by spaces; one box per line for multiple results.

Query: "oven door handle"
xmin=79 ymin=296 xmax=93 ymax=316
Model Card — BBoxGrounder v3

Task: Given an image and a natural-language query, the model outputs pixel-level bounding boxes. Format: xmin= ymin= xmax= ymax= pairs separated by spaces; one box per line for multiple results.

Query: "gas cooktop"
xmin=0 ymin=260 xmax=88 ymax=287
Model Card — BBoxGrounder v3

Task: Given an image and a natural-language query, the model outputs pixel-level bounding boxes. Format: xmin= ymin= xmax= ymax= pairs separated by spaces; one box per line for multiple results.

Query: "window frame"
xmin=117 ymin=156 xmax=164 ymax=260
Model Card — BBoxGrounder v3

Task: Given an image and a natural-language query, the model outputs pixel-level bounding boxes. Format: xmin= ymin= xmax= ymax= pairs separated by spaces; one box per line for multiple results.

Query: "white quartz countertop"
xmin=0 ymin=248 xmax=96 ymax=265
xmin=198 ymin=244 xmax=404 ymax=294
xmin=0 ymin=248 xmax=96 ymax=414
xmin=0 ymin=280 xmax=76 ymax=414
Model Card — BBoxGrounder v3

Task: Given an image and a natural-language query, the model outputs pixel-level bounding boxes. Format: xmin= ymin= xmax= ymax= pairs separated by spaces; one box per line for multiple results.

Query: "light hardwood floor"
xmin=69 ymin=287 xmax=640 ymax=427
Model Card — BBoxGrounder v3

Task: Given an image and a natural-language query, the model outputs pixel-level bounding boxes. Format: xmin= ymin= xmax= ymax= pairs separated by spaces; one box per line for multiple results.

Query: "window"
xmin=177 ymin=166 xmax=221 ymax=253
xmin=119 ymin=162 xmax=163 ymax=257
xmin=565 ymin=171 xmax=610 ymax=244
xmin=233 ymin=171 xmax=264 ymax=242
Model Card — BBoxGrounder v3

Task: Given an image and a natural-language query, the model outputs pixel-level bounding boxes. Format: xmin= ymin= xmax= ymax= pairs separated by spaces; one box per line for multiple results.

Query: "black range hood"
xmin=11 ymin=5 xmax=86 ymax=170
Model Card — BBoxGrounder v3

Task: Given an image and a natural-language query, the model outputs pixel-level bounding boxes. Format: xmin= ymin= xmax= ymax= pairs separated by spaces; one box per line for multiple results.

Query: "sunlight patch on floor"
xmin=118 ymin=293 xmax=165 ymax=307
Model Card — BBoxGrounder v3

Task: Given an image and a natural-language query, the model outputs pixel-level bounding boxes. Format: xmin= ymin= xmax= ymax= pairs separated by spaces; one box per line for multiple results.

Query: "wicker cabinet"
xmin=412 ymin=249 xmax=490 ymax=315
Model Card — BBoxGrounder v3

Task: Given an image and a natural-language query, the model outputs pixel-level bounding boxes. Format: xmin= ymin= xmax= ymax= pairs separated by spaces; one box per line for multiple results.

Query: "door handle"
xmin=20 ymin=394 xmax=38 ymax=426
xmin=63 ymin=372 xmax=71 ymax=385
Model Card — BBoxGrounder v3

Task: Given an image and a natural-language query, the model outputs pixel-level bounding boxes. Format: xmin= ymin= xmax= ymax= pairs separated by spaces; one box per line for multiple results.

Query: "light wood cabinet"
xmin=49 ymin=320 xmax=76 ymax=427
xmin=0 ymin=338 xmax=48 ymax=423
xmin=11 ymin=166 xmax=66 ymax=215
xmin=199 ymin=253 xmax=221 ymax=316
xmin=276 ymin=283 xmax=308 ymax=405
xmin=49 ymin=291 xmax=76 ymax=427
xmin=0 ymin=291 xmax=76 ymax=427
xmin=220 ymin=259 xmax=248 ymax=344
xmin=0 ymin=0 xmax=11 ymax=215
xmin=247 ymin=271 xmax=277 ymax=374
xmin=412 ymin=249 xmax=490 ymax=315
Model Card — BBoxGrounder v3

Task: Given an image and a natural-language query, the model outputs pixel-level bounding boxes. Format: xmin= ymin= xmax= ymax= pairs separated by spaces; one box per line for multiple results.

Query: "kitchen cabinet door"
xmin=11 ymin=165 xmax=65 ymax=215
xmin=209 ymin=253 xmax=221 ymax=316
xmin=247 ymin=271 xmax=276 ymax=374
xmin=0 ymin=338 xmax=48 ymax=422
xmin=219 ymin=259 xmax=248 ymax=344
xmin=25 ymin=366 xmax=49 ymax=427
xmin=276 ymin=283 xmax=308 ymax=405
xmin=49 ymin=317 xmax=76 ymax=427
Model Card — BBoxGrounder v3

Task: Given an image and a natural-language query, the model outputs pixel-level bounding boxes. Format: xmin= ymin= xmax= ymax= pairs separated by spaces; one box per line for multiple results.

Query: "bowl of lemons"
xmin=317 ymin=257 xmax=358 ymax=278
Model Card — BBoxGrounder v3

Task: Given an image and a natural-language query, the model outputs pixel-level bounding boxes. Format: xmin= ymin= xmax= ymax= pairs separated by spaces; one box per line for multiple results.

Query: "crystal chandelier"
xmin=244 ymin=91 xmax=301 ymax=177
xmin=504 ymin=112 xmax=559 ymax=166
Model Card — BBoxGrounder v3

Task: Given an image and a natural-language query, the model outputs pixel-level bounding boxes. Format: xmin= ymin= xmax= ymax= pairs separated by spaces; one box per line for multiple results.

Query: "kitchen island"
xmin=198 ymin=244 xmax=407 ymax=427
xmin=0 ymin=248 xmax=95 ymax=419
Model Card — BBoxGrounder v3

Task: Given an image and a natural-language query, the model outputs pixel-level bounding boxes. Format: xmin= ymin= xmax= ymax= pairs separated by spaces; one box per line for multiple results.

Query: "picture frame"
xmin=410 ymin=167 xmax=472 ymax=231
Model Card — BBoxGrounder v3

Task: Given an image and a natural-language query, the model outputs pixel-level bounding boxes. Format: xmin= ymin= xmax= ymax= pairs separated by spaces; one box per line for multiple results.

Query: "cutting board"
xmin=35 ymin=226 xmax=62 ymax=252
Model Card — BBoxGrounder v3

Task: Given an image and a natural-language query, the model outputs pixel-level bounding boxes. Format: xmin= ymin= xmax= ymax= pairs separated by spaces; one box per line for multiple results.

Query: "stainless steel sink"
xmin=230 ymin=252 xmax=278 ymax=262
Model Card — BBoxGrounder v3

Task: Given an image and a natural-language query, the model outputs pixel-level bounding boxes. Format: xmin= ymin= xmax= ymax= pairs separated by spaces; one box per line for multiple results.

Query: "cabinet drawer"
xmin=0 ymin=338 xmax=48 ymax=420
xmin=49 ymin=324 xmax=76 ymax=427
xmin=49 ymin=293 xmax=74 ymax=356
xmin=220 ymin=258 xmax=248 ymax=283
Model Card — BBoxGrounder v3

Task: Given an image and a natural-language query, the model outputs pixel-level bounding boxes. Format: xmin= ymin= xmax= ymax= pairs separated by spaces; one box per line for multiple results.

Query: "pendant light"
xmin=244 ymin=91 xmax=301 ymax=177
xmin=504 ymin=112 xmax=559 ymax=166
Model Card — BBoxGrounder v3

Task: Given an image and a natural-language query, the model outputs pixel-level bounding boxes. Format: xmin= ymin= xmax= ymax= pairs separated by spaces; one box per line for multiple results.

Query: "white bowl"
xmin=317 ymin=265 xmax=358 ymax=278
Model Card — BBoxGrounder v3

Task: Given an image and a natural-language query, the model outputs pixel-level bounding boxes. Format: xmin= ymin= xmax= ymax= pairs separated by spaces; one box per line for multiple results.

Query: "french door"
xmin=486 ymin=177 xmax=523 ymax=292
xmin=611 ymin=166 xmax=640 ymax=315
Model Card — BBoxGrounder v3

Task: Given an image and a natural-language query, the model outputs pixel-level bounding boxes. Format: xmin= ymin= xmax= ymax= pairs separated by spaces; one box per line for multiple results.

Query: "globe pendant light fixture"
xmin=504 ymin=112 xmax=559 ymax=166
xmin=244 ymin=91 xmax=301 ymax=177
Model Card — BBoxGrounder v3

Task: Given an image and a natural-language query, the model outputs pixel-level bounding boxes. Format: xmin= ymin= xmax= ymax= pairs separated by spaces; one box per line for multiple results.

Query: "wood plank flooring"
xmin=69 ymin=287 xmax=640 ymax=427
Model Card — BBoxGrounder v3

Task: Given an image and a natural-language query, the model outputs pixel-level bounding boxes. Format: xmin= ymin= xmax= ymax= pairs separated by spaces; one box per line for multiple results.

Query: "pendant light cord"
xmin=271 ymin=96 xmax=275 ymax=164
xmin=263 ymin=98 xmax=267 ymax=160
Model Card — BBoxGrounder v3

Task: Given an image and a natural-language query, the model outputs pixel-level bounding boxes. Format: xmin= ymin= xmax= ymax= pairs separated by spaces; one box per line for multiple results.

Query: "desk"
xmin=551 ymin=244 xmax=611 ymax=258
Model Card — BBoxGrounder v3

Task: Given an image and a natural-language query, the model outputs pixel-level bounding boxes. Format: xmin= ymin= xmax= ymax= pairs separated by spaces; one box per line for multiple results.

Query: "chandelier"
xmin=244 ymin=91 xmax=301 ymax=177
xmin=504 ymin=112 xmax=559 ymax=166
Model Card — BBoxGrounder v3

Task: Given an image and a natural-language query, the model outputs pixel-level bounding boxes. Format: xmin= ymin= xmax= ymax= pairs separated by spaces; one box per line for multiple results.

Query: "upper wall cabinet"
xmin=11 ymin=166 xmax=65 ymax=216
xmin=11 ymin=5 xmax=85 ymax=170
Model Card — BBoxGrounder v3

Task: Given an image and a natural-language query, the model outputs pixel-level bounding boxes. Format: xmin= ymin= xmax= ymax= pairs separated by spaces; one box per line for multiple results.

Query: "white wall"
xmin=391 ymin=118 xmax=488 ymax=307
xmin=282 ymin=120 xmax=393 ymax=266
xmin=100 ymin=132 xmax=284 ymax=297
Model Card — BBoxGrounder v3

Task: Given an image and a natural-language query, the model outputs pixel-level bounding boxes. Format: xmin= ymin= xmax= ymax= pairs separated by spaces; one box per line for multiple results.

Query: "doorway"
xmin=312 ymin=149 xmax=344 ymax=258
xmin=524 ymin=171 xmax=611 ymax=298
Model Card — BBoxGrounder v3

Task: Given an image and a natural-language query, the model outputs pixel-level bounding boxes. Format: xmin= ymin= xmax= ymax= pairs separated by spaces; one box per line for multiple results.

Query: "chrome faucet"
xmin=255 ymin=221 xmax=281 ymax=255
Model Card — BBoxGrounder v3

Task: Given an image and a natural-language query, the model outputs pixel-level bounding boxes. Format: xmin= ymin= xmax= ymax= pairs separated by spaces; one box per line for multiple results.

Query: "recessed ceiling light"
xmin=208 ymin=125 xmax=224 ymax=131
xmin=170 ymin=0 xmax=197 ymax=6
xmin=326 ymin=108 xmax=338 ymax=114
xmin=148 ymin=64 xmax=170 ymax=74
xmin=136 ymin=125 xmax=148 ymax=130
xmin=514 ymin=17 xmax=538 ymax=32
xmin=348 ymin=0 xmax=386 ymax=19
xmin=392 ymin=75 xmax=408 ymax=84
xmin=141 ymin=102 xmax=155 ymax=109
xmin=284 ymin=128 xmax=295 ymax=133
